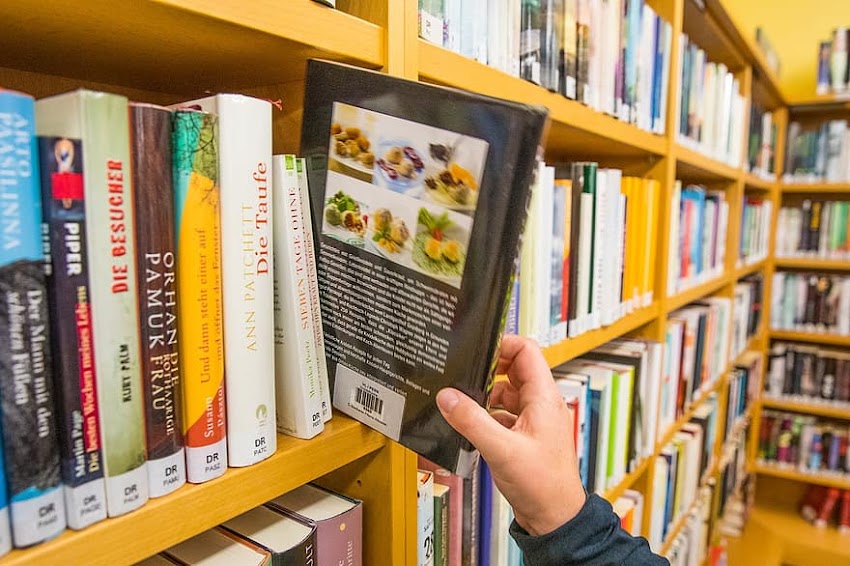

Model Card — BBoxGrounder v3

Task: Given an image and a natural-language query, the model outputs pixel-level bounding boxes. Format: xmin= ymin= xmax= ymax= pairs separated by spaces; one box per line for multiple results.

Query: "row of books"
xmin=676 ymin=33 xmax=747 ymax=168
xmin=769 ymin=272 xmax=850 ymax=336
xmin=0 ymin=88 xmax=332 ymax=550
xmin=731 ymin=275 xmax=763 ymax=361
xmin=815 ymin=27 xmax=850 ymax=95
xmin=799 ymin=485 xmax=850 ymax=531
xmin=757 ymin=411 xmax=850 ymax=476
xmin=660 ymin=298 xmax=732 ymax=436
xmin=138 ymin=484 xmax=361 ymax=565
xmin=775 ymin=199 xmax=850 ymax=258
xmin=612 ymin=490 xmax=645 ymax=538
xmin=745 ymin=104 xmax=777 ymax=179
xmin=506 ymin=163 xmax=658 ymax=344
xmin=738 ymin=196 xmax=771 ymax=266
xmin=784 ymin=120 xmax=850 ymax=184
xmin=666 ymin=183 xmax=728 ymax=296
xmin=766 ymin=342 xmax=850 ymax=404
xmin=416 ymin=0 xmax=673 ymax=134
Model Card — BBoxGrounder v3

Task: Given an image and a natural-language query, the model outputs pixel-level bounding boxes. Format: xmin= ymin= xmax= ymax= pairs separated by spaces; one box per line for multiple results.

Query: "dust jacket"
xmin=301 ymin=60 xmax=548 ymax=476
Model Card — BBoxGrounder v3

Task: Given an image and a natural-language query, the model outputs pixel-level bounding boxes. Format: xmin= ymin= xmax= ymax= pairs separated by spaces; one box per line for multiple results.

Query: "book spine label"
xmin=0 ymin=94 xmax=67 ymax=544
xmin=271 ymin=155 xmax=324 ymax=439
xmin=173 ymin=110 xmax=227 ymax=483
xmin=38 ymin=135 xmax=108 ymax=530
xmin=210 ymin=97 xmax=276 ymax=467
xmin=130 ymin=105 xmax=186 ymax=498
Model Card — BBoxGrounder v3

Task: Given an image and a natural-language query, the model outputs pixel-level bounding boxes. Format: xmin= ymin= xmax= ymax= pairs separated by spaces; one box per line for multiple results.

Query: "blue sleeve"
xmin=509 ymin=494 xmax=669 ymax=565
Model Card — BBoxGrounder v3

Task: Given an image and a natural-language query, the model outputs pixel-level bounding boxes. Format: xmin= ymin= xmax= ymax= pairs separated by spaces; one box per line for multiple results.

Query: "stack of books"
xmin=746 ymin=103 xmax=777 ymax=179
xmin=784 ymin=120 xmax=850 ymax=184
xmin=758 ymin=411 xmax=850 ymax=478
xmin=766 ymin=343 xmax=850 ymax=405
xmin=738 ymin=196 xmax=771 ymax=266
xmin=667 ymin=182 xmax=729 ymax=295
xmin=770 ymin=272 xmax=850 ymax=335
xmin=417 ymin=0 xmax=673 ymax=134
xmin=776 ymin=199 xmax=850 ymax=258
xmin=815 ymin=27 xmax=850 ymax=96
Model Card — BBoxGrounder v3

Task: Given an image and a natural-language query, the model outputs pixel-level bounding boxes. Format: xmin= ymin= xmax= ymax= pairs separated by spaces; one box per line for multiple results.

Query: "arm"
xmin=435 ymin=336 xmax=668 ymax=566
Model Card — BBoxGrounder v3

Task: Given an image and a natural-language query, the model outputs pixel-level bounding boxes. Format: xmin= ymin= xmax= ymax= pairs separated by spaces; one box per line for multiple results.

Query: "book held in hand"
xmin=301 ymin=60 xmax=547 ymax=476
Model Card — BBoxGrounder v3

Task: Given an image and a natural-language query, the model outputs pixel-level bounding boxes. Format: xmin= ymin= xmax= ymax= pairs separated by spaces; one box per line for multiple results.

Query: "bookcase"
xmin=0 ymin=0 xmax=843 ymax=564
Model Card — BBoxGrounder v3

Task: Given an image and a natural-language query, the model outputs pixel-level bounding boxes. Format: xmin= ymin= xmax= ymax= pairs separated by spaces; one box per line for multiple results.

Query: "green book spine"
xmin=36 ymin=90 xmax=148 ymax=517
xmin=606 ymin=369 xmax=620 ymax=489
xmin=582 ymin=162 xmax=597 ymax=311
xmin=838 ymin=202 xmax=849 ymax=255
xmin=433 ymin=484 xmax=450 ymax=566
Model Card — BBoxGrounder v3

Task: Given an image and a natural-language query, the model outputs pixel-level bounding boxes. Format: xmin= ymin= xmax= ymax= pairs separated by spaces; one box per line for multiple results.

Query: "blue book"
xmin=0 ymin=89 xmax=66 ymax=547
xmin=478 ymin=460 xmax=493 ymax=566
xmin=505 ymin=266 xmax=520 ymax=335
xmin=587 ymin=387 xmax=601 ymax=492
xmin=625 ymin=0 xmax=643 ymax=118
xmin=662 ymin=449 xmax=677 ymax=539
xmin=681 ymin=186 xmax=706 ymax=278
xmin=651 ymin=14 xmax=663 ymax=132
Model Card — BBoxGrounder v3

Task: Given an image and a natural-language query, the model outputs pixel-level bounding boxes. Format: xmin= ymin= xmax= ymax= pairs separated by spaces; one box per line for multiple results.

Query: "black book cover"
xmin=814 ymin=275 xmax=832 ymax=328
xmin=783 ymin=347 xmax=796 ymax=395
xmin=791 ymin=349 xmax=804 ymax=395
xmin=819 ymin=355 xmax=837 ymax=401
xmin=837 ymin=358 xmax=850 ymax=403
xmin=749 ymin=275 xmax=763 ymax=336
xmin=799 ymin=200 xmax=812 ymax=252
xmin=692 ymin=312 xmax=707 ymax=394
xmin=804 ymin=275 xmax=819 ymax=325
xmin=301 ymin=60 xmax=548 ymax=475
xmin=809 ymin=201 xmax=822 ymax=252
xmin=565 ymin=164 xmax=583 ymax=324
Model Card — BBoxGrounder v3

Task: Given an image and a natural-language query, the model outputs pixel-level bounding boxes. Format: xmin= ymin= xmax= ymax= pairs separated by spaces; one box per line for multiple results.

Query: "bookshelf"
xmin=780 ymin=183 xmax=850 ymax=194
xmin=768 ymin=330 xmax=850 ymax=347
xmin=773 ymin=257 xmax=850 ymax=270
xmin=751 ymin=465 xmax=850 ymax=491
xmin=0 ymin=0 xmax=821 ymax=562
xmin=760 ymin=398 xmax=850 ymax=420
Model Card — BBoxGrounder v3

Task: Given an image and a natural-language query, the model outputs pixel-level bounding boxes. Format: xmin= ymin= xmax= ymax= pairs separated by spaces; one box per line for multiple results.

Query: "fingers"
xmin=490 ymin=409 xmax=518 ymax=429
xmin=489 ymin=380 xmax=520 ymax=414
xmin=436 ymin=388 xmax=513 ymax=462
xmin=496 ymin=335 xmax=558 ymax=404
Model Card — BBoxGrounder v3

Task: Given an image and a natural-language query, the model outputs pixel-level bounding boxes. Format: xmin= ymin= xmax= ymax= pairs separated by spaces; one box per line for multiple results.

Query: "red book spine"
xmin=839 ymin=490 xmax=850 ymax=533
xmin=815 ymin=488 xmax=841 ymax=528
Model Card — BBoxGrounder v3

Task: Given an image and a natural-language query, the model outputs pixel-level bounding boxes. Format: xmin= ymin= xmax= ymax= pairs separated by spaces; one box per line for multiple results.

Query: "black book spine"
xmin=820 ymin=356 xmax=837 ymax=400
xmin=783 ymin=347 xmax=796 ymax=395
xmin=566 ymin=164 xmax=583 ymax=324
xmin=692 ymin=313 xmax=707 ymax=393
xmin=800 ymin=200 xmax=812 ymax=251
xmin=804 ymin=276 xmax=819 ymax=325
xmin=791 ymin=351 xmax=804 ymax=395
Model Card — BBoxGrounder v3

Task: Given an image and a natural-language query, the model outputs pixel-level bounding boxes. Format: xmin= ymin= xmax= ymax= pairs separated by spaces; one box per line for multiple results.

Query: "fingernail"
xmin=436 ymin=389 xmax=460 ymax=413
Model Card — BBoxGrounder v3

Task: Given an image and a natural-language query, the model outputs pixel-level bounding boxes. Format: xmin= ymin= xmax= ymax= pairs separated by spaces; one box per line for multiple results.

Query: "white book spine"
xmin=667 ymin=181 xmax=681 ymax=295
xmin=840 ymin=278 xmax=850 ymax=335
xmin=417 ymin=471 xmax=435 ymax=566
xmin=296 ymin=158 xmax=332 ymax=422
xmin=186 ymin=95 xmax=277 ymax=467
xmin=576 ymin=193 xmax=594 ymax=335
xmin=591 ymin=170 xmax=607 ymax=328
xmin=271 ymin=156 xmax=325 ymax=440
xmin=538 ymin=165 xmax=554 ymax=345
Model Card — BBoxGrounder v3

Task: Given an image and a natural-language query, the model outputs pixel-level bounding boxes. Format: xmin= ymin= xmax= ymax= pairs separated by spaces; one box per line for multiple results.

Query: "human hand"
xmin=436 ymin=335 xmax=585 ymax=536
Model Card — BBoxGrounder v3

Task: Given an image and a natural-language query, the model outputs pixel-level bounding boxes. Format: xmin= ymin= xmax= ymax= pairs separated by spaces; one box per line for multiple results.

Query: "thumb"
xmin=436 ymin=388 xmax=511 ymax=462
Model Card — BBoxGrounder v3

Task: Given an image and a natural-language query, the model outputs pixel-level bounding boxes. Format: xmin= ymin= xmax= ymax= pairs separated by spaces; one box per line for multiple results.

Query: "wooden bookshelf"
xmin=603 ymin=457 xmax=652 ymax=503
xmin=743 ymin=173 xmax=775 ymax=191
xmin=735 ymin=258 xmax=768 ymax=279
xmin=674 ymin=143 xmax=742 ymax=183
xmin=773 ymin=257 xmax=850 ymax=270
xmin=665 ymin=274 xmax=730 ymax=313
xmin=780 ymin=183 xmax=850 ymax=194
xmin=752 ymin=464 xmax=850 ymax=491
xmin=543 ymin=303 xmax=660 ymax=368
xmin=656 ymin=376 xmax=726 ymax=451
xmin=761 ymin=397 xmax=850 ymax=420
xmin=1 ymin=416 xmax=389 ymax=566
xmin=768 ymin=329 xmax=850 ymax=347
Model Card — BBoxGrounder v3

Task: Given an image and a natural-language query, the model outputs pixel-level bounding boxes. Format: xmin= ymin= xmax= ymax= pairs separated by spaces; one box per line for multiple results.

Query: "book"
xmin=221 ymin=505 xmax=318 ymax=565
xmin=461 ymin=463 xmax=480 ymax=565
xmin=37 ymin=89 xmax=148 ymax=518
xmin=172 ymin=109 xmax=227 ymax=483
xmin=130 ymin=103 xmax=186 ymax=498
xmin=0 ymin=437 xmax=10 ymax=555
xmin=270 ymin=155 xmax=325 ymax=440
xmin=38 ymin=132 xmax=107 ymax=529
xmin=433 ymin=482 xmax=450 ymax=566
xmin=477 ymin=460 xmax=493 ymax=565
xmin=173 ymin=94 xmax=276 ymax=468
xmin=163 ymin=527 xmax=271 ymax=565
xmin=419 ymin=457 xmax=462 ymax=566
xmin=0 ymin=89 xmax=66 ymax=545
xmin=301 ymin=60 xmax=546 ymax=475
xmin=267 ymin=483 xmax=363 ymax=566
xmin=418 ymin=470 xmax=435 ymax=566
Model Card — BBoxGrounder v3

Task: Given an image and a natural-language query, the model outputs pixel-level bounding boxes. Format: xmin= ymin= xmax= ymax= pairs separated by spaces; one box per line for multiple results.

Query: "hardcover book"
xmin=172 ymin=109 xmax=227 ymax=483
xmin=163 ymin=527 xmax=271 ymax=565
xmin=267 ymin=483 xmax=362 ymax=566
xmin=38 ymin=133 xmax=107 ymax=529
xmin=221 ymin=505 xmax=318 ymax=566
xmin=301 ymin=60 xmax=547 ymax=476
xmin=1 ymin=89 xmax=66 ymax=544
xmin=173 ymin=94 xmax=277 ymax=468
xmin=130 ymin=103 xmax=186 ymax=498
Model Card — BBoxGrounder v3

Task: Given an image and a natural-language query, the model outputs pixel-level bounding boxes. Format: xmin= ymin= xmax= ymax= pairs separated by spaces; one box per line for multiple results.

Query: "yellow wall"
xmin=722 ymin=0 xmax=850 ymax=102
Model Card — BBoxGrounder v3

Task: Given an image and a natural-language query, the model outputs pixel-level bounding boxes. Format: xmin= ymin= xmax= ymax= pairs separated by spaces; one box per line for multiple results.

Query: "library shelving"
xmin=780 ymin=183 xmax=850 ymax=194
xmin=0 ymin=0 xmax=821 ymax=562
xmin=751 ymin=465 xmax=850 ymax=491
xmin=773 ymin=257 xmax=850 ymax=270
xmin=768 ymin=330 xmax=850 ymax=347
xmin=760 ymin=398 xmax=850 ymax=420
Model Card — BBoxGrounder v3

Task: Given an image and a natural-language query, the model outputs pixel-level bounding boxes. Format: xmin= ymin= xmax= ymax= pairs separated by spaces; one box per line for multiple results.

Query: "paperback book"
xmin=301 ymin=60 xmax=547 ymax=476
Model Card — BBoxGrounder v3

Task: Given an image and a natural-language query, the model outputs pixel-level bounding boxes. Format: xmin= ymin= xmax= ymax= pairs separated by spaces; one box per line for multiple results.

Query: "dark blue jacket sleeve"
xmin=509 ymin=494 xmax=669 ymax=565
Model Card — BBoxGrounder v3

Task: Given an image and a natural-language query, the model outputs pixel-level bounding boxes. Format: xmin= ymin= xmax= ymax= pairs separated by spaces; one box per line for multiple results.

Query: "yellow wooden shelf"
xmin=656 ymin=377 xmax=726 ymax=452
xmin=785 ymin=94 xmax=850 ymax=109
xmin=0 ymin=416 xmax=386 ymax=566
xmin=418 ymin=40 xmax=668 ymax=159
xmin=743 ymin=173 xmax=775 ymax=191
xmin=780 ymin=183 xmax=850 ymax=194
xmin=760 ymin=397 xmax=850 ymax=420
xmin=735 ymin=258 xmax=768 ymax=279
xmin=752 ymin=464 xmax=850 ymax=490
xmin=543 ymin=303 xmax=660 ymax=368
xmin=0 ymin=0 xmax=384 ymax=95
xmin=603 ymin=457 xmax=652 ymax=503
xmin=769 ymin=329 xmax=850 ymax=347
xmin=774 ymin=257 xmax=850 ymax=270
xmin=666 ymin=273 xmax=729 ymax=313
xmin=674 ymin=143 xmax=741 ymax=183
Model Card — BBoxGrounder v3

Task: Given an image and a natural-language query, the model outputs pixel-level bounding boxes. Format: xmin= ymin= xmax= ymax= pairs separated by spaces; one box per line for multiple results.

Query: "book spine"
xmin=38 ymin=135 xmax=107 ymax=530
xmin=433 ymin=486 xmax=449 ymax=566
xmin=172 ymin=110 xmax=227 ymax=483
xmin=130 ymin=104 xmax=186 ymax=499
xmin=461 ymin=463 xmax=480 ymax=566
xmin=211 ymin=96 xmax=276 ymax=467
xmin=271 ymin=155 xmax=324 ymax=440
xmin=296 ymin=158 xmax=332 ymax=422
xmin=0 ymin=437 xmax=10 ymax=556
xmin=418 ymin=471 xmax=435 ymax=566
xmin=0 ymin=92 xmax=66 ymax=544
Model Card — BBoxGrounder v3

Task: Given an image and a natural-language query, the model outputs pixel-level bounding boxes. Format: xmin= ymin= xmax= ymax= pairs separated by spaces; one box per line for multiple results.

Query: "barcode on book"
xmin=333 ymin=364 xmax=405 ymax=441
xmin=353 ymin=386 xmax=385 ymax=420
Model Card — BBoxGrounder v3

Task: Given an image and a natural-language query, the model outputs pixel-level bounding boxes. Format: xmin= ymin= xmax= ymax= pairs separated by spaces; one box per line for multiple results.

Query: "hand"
xmin=436 ymin=335 xmax=586 ymax=536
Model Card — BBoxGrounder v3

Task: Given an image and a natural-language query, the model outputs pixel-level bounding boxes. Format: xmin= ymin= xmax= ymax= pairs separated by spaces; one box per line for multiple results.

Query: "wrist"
xmin=517 ymin=491 xmax=587 ymax=537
